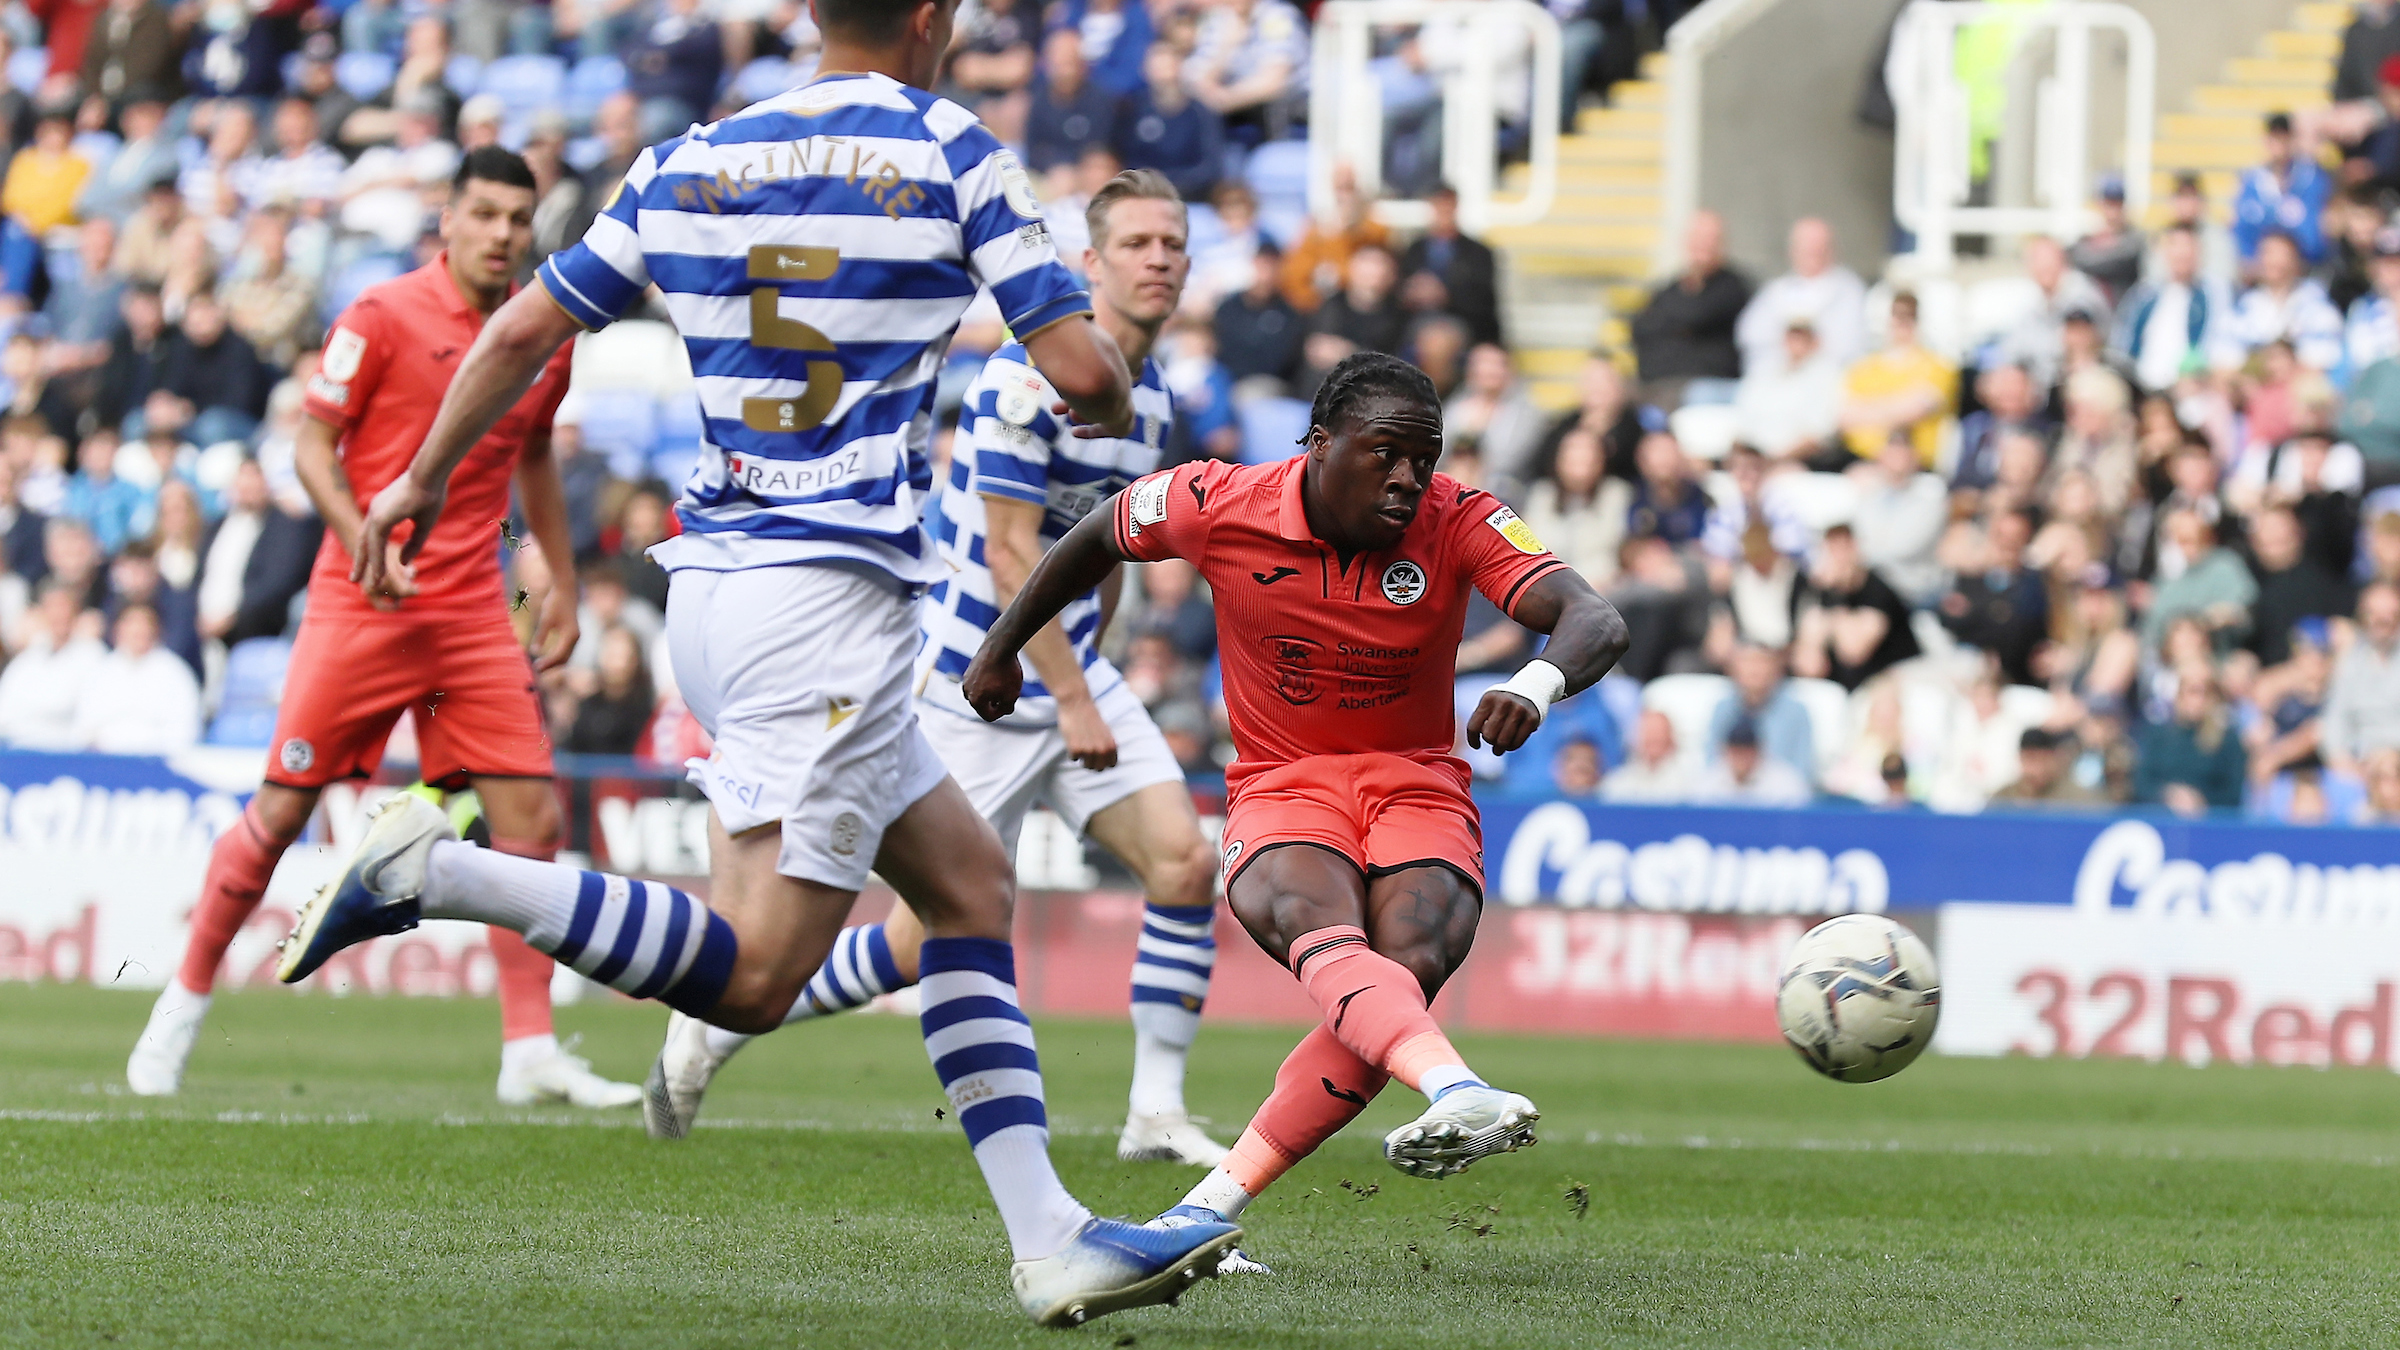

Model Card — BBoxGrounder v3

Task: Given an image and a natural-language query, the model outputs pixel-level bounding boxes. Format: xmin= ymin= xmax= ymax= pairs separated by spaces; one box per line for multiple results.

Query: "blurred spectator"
xmin=107 ymin=534 xmax=196 ymax=671
xmin=0 ymin=455 xmax=42 ymax=581
xmin=223 ymin=209 xmax=316 ymax=367
xmin=1185 ymin=0 xmax=1308 ymax=141
xmin=611 ymin=483 xmax=674 ymax=611
xmin=338 ymin=92 xmax=458 ymax=253
xmin=4 ymin=103 xmax=88 ymax=235
xmin=1188 ymin=182 xmax=1262 ymax=306
xmin=0 ymin=578 xmax=101 ymax=747
xmin=1133 ymin=557 xmax=1215 ymax=661
xmin=1281 ymin=162 xmax=1389 ymax=311
xmin=1443 ymin=344 xmax=1545 ymax=492
xmin=71 ymin=599 xmax=197 ymax=751
xmin=1989 ymin=727 xmax=2107 ymax=807
xmin=1546 ymin=733 xmax=1602 ymax=798
xmin=1713 ymin=521 xmax=1795 ymax=655
xmin=2245 ymin=630 xmax=2331 ymax=790
xmin=2140 ymin=511 xmax=2257 ymax=654
xmin=1027 ymin=29 xmax=1118 ymax=175
xmin=2233 ymin=113 xmax=2328 ymax=272
xmin=1159 ymin=318 xmax=1240 ymax=463
xmin=2346 ymin=225 xmax=2400 ymax=374
xmin=1708 ymin=643 xmax=1812 ymax=777
xmin=1530 ymin=354 xmax=1643 ymax=489
xmin=1699 ymin=442 xmax=1809 ymax=565
xmin=61 ymin=428 xmax=145 ymax=554
xmin=2245 ymin=504 xmax=2352 ymax=667
xmin=80 ymin=0 xmax=177 ymax=108
xmin=1115 ymin=41 xmax=1223 ymax=201
xmin=1300 ymin=244 xmax=1402 ymax=391
xmin=2323 ymin=581 xmax=2400 ymax=775
xmin=949 ymin=0 xmax=1037 ymax=99
xmin=2134 ymin=666 xmax=2247 ymax=816
xmin=2052 ymin=366 xmax=2139 ymax=520
xmin=1735 ymin=217 xmax=1866 ymax=375
xmin=2225 ymin=231 xmax=2345 ymax=372
xmin=250 ymin=97 xmax=345 ymax=216
xmin=1937 ymin=510 xmax=2046 ymax=686
xmin=73 ymin=93 xmax=167 ymax=222
xmin=2340 ymin=341 xmax=2400 ymax=466
xmin=558 ymin=93 xmax=644 ymax=254
xmin=113 ymin=173 xmax=182 ymax=284
xmin=1993 ymin=236 xmax=2111 ymax=388
xmin=2067 ymin=177 xmax=2144 ymax=303
xmin=0 ymin=36 xmax=31 ymax=166
xmin=1058 ymin=0 xmax=1154 ymax=96
xmin=1694 ymin=716 xmax=1812 ymax=806
xmin=27 ymin=0 xmax=104 ymax=84
xmin=1794 ymin=523 xmax=1919 ymax=691
xmin=1630 ymin=208 xmax=1748 ymax=406
xmin=176 ymin=101 xmax=256 ymax=236
xmin=1838 ymin=291 xmax=1953 ymax=466
xmin=1735 ymin=318 xmax=1843 ymax=469
xmin=1398 ymin=183 xmax=1501 ymax=349
xmin=1625 ymin=428 xmax=1706 ymax=547
xmin=1406 ymin=314 xmax=1466 ymax=401
xmin=1607 ymin=534 xmax=1709 ymax=681
xmin=2356 ymin=746 xmax=2400 ymax=823
xmin=2335 ymin=1 xmax=2400 ymax=117
xmin=1520 ymin=426 xmax=1629 ymax=584
xmin=198 ymin=456 xmax=311 ymax=646
xmin=564 ymin=625 xmax=655 ymax=755
xmin=2 ymin=335 xmax=77 ymax=444
xmin=1951 ymin=362 xmax=2048 ymax=498
xmin=1213 ymin=240 xmax=1302 ymax=390
xmin=1600 ymin=708 xmax=1693 ymax=803
xmin=2114 ymin=223 xmax=2232 ymax=393
xmin=159 ymin=289 xmax=272 ymax=441
xmin=47 ymin=217 xmax=121 ymax=349
xmin=2318 ymin=186 xmax=2384 ymax=312
xmin=2051 ymin=309 xmax=2138 ymax=424
xmin=626 ymin=0 xmax=725 ymax=145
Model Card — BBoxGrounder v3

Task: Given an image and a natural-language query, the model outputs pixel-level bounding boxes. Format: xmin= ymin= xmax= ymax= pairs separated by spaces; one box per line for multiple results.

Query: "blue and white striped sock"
xmin=421 ymin=841 xmax=735 ymax=1019
xmin=920 ymin=936 xmax=1092 ymax=1261
xmin=1127 ymin=903 xmax=1216 ymax=1118
xmin=784 ymin=923 xmax=903 ymax=1023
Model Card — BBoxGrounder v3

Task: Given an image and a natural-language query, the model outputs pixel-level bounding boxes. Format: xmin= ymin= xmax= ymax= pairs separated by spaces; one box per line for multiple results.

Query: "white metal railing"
xmin=1306 ymin=0 xmax=1561 ymax=233
xmin=1889 ymin=0 xmax=2156 ymax=267
xmin=1660 ymin=0 xmax=1789 ymax=274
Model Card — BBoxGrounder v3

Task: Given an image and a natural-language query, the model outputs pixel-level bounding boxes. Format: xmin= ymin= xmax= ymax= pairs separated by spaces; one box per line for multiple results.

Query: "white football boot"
xmin=1151 ymin=1204 xmax=1272 ymax=1275
xmin=496 ymin=1036 xmax=641 ymax=1109
xmin=1011 ymin=1216 xmax=1241 ymax=1327
xmin=643 ymin=1010 xmax=751 ymax=1139
xmin=125 ymin=984 xmax=212 ymax=1096
xmin=1117 ymin=1111 xmax=1232 ymax=1166
xmin=1383 ymin=1085 xmax=1540 ymax=1179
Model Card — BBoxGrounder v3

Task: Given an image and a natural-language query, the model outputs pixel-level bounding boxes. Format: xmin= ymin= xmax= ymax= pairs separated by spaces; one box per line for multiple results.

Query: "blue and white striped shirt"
xmin=537 ymin=72 xmax=1090 ymax=584
xmin=919 ymin=341 xmax=1173 ymax=726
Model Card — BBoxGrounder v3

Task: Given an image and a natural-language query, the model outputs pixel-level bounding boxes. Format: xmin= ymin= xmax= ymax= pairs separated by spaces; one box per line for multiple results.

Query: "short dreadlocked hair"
xmin=1303 ymin=351 xmax=1442 ymax=447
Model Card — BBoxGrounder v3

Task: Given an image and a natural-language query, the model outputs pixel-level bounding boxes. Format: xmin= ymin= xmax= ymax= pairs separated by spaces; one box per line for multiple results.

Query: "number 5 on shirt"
xmin=743 ymin=244 xmax=842 ymax=433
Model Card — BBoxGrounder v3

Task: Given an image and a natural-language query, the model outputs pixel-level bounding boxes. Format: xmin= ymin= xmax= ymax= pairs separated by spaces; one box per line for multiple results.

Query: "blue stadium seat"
xmin=207 ymin=637 xmax=293 ymax=747
xmin=335 ymin=51 xmax=397 ymax=100
xmin=651 ymin=394 xmax=705 ymax=487
xmin=731 ymin=58 xmax=796 ymax=105
xmin=8 ymin=47 xmax=44 ymax=95
xmin=322 ymin=253 xmax=408 ymax=325
xmin=1245 ymin=141 xmax=1309 ymax=210
xmin=564 ymin=136 xmax=606 ymax=173
xmin=564 ymin=56 xmax=625 ymax=124
xmin=206 ymin=706 xmax=280 ymax=748
xmin=575 ymin=389 xmax=661 ymax=481
xmin=482 ymin=55 xmax=566 ymax=116
xmin=1236 ymin=396 xmax=1310 ymax=465
xmin=445 ymin=53 xmax=485 ymax=98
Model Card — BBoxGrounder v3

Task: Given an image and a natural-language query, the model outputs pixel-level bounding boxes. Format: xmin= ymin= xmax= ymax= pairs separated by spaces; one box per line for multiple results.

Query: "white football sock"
xmin=1418 ymin=1063 xmax=1487 ymax=1103
xmin=1128 ymin=1003 xmax=1197 ymax=1118
xmin=422 ymin=840 xmax=582 ymax=940
xmin=702 ymin=1025 xmax=754 ymax=1059
xmin=1180 ymin=1167 xmax=1255 ymax=1220
xmin=500 ymin=1033 xmax=558 ymax=1074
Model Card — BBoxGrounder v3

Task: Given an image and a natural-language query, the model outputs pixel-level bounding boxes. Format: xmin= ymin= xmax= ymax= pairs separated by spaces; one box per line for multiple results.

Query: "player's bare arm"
xmin=1020 ymin=312 xmax=1136 ymax=438
xmin=964 ymin=505 xmax=1130 ymax=720
xmin=293 ymin=411 xmax=417 ymax=608
xmin=353 ymin=282 xmax=583 ymax=592
xmin=982 ymin=495 xmax=1117 ymax=769
xmin=1465 ymin=569 xmax=1630 ymax=754
xmin=511 ymin=427 xmax=581 ymax=672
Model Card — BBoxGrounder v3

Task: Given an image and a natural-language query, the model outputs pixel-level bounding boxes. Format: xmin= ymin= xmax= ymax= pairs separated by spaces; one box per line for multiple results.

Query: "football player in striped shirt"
xmin=271 ymin=0 xmax=1241 ymax=1326
xmin=644 ymin=170 xmax=1232 ymax=1170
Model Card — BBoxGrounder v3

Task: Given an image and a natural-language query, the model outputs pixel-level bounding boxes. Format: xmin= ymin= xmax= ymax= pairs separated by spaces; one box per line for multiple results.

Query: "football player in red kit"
xmin=125 ymin=147 xmax=638 ymax=1108
xmin=964 ymin=351 xmax=1629 ymax=1257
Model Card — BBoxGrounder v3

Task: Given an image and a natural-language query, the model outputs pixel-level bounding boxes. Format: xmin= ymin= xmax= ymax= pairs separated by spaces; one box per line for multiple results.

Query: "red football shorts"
xmin=265 ymin=609 xmax=553 ymax=790
xmin=1220 ymin=752 xmax=1485 ymax=896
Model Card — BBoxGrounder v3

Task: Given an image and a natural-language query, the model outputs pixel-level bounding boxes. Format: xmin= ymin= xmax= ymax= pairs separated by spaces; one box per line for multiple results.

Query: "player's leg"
xmin=126 ymin=780 xmax=319 ymax=1095
xmin=1081 ymin=778 xmax=1226 ymax=1164
xmin=873 ymin=767 xmax=1241 ymax=1324
xmin=469 ymin=776 xmax=639 ymax=1109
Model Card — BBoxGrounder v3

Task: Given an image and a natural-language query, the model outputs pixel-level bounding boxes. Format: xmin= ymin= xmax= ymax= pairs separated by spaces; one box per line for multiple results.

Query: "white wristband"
xmin=1493 ymin=659 xmax=1567 ymax=726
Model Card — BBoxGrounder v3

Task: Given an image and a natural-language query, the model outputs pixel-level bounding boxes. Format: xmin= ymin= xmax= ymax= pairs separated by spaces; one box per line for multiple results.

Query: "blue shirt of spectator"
xmin=1707 ymin=645 xmax=1816 ymax=780
xmin=62 ymin=435 xmax=152 ymax=556
xmin=2233 ymin=115 xmax=2330 ymax=266
xmin=1027 ymin=29 xmax=1123 ymax=174
xmin=1114 ymin=44 xmax=1224 ymax=201
xmin=626 ymin=0 xmax=725 ymax=139
xmin=1053 ymin=0 xmax=1155 ymax=96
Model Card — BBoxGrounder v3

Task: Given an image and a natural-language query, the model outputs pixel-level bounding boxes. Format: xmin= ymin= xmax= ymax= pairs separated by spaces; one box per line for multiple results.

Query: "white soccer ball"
xmin=1775 ymin=914 xmax=1941 ymax=1083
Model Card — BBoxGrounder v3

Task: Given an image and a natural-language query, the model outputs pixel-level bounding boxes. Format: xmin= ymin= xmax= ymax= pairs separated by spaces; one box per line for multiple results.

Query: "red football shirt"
xmin=1112 ymin=456 xmax=1567 ymax=794
xmin=302 ymin=255 xmax=575 ymax=619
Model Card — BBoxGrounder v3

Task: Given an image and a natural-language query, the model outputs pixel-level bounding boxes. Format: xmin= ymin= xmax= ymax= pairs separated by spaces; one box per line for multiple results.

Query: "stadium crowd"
xmin=0 ymin=0 xmax=2396 ymax=827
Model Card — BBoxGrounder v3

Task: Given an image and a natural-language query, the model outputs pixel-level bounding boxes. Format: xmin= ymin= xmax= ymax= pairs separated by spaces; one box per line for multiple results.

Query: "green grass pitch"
xmin=5 ymin=983 xmax=2400 ymax=1348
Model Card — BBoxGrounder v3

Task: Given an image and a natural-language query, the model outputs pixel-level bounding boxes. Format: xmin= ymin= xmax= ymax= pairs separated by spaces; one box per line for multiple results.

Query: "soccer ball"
xmin=1775 ymin=914 xmax=1941 ymax=1083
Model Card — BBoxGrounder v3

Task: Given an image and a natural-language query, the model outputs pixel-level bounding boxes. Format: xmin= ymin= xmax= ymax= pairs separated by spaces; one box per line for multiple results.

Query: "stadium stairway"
xmin=1486 ymin=52 xmax=1670 ymax=412
xmin=2149 ymin=1 xmax=2346 ymax=224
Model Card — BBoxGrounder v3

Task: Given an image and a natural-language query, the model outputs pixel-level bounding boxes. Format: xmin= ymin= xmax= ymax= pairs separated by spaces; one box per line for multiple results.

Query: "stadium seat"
xmin=321 ymin=253 xmax=408 ymax=325
xmin=564 ymin=135 xmax=607 ymax=173
xmin=1639 ymin=673 xmax=1732 ymax=775
xmin=730 ymin=57 xmax=796 ymax=105
xmin=1783 ymin=677 xmax=1852 ymax=778
xmin=207 ymin=637 xmax=293 ymax=747
xmin=1245 ymin=141 xmax=1310 ymax=248
xmin=1236 ymin=396 xmax=1310 ymax=464
xmin=445 ymin=53 xmax=486 ymax=98
xmin=650 ymin=395 xmax=706 ymax=488
xmin=335 ymin=51 xmax=396 ymax=101
xmin=8 ymin=47 xmax=44 ymax=95
xmin=482 ymin=55 xmax=567 ymax=117
xmin=1998 ymin=683 xmax=2055 ymax=729
xmin=565 ymin=56 xmax=626 ymax=124
xmin=1669 ymin=403 xmax=1739 ymax=462
xmin=1766 ymin=471 xmax=1859 ymax=531
xmin=571 ymin=320 xmax=693 ymax=399
xmin=574 ymin=388 xmax=662 ymax=482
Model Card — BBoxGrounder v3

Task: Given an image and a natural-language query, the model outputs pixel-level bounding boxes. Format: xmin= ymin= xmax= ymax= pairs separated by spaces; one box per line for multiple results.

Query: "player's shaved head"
xmin=817 ymin=0 xmax=947 ymax=45
xmin=1301 ymin=352 xmax=1445 ymax=552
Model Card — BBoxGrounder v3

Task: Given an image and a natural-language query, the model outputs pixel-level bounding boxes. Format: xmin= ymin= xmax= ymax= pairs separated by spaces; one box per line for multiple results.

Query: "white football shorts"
xmin=666 ymin=564 xmax=948 ymax=892
xmin=917 ymin=668 xmax=1185 ymax=854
